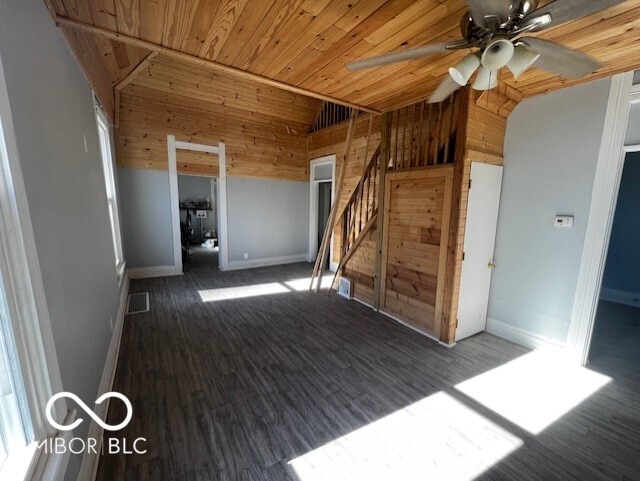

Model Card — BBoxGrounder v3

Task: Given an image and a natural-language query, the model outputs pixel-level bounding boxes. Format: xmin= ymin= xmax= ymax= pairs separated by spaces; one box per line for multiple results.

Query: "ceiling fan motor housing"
xmin=462 ymin=0 xmax=540 ymax=40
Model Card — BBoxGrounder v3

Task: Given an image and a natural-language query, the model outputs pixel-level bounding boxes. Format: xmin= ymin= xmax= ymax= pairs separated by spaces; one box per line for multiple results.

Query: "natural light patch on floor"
xmin=198 ymin=275 xmax=335 ymax=302
xmin=455 ymin=350 xmax=611 ymax=435
xmin=284 ymin=275 xmax=333 ymax=291
xmin=288 ymin=391 xmax=522 ymax=481
xmin=198 ymin=282 xmax=289 ymax=302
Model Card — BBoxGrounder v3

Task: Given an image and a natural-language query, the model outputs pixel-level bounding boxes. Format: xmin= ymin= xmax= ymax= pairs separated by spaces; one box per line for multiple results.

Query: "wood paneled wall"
xmin=310 ymin=85 xmax=521 ymax=342
xmin=116 ymin=55 xmax=321 ymax=181
xmin=380 ymin=168 xmax=453 ymax=338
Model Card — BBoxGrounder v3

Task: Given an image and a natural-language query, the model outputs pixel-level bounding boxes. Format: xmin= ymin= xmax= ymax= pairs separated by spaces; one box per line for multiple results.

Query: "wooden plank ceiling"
xmin=47 ymin=0 xmax=640 ymax=120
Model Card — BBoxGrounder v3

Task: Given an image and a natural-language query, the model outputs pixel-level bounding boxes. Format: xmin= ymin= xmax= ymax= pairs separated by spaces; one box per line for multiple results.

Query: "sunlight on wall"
xmin=198 ymin=282 xmax=289 ymax=302
xmin=289 ymin=392 xmax=522 ymax=481
xmin=455 ymin=350 xmax=611 ymax=435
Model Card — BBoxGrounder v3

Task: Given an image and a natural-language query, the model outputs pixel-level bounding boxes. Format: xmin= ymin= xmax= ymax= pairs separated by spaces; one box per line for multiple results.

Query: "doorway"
xmin=588 ymin=152 xmax=640 ymax=380
xmin=457 ymin=162 xmax=504 ymax=341
xmin=309 ymin=155 xmax=337 ymax=271
xmin=167 ymin=135 xmax=228 ymax=273
xmin=317 ymin=181 xmax=332 ymax=269
xmin=178 ymin=175 xmax=219 ymax=270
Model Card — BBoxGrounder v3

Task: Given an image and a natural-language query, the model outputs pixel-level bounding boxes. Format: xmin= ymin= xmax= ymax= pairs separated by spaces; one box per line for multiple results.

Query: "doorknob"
xmin=488 ymin=261 xmax=496 ymax=269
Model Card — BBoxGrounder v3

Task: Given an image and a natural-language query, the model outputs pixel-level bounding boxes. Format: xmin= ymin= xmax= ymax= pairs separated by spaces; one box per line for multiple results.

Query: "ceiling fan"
xmin=346 ymin=0 xmax=626 ymax=102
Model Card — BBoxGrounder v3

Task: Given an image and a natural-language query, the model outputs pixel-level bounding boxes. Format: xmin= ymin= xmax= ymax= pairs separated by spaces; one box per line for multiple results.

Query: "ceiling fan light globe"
xmin=472 ymin=67 xmax=499 ymax=90
xmin=481 ymin=38 xmax=515 ymax=70
xmin=449 ymin=53 xmax=481 ymax=86
xmin=508 ymin=44 xmax=541 ymax=79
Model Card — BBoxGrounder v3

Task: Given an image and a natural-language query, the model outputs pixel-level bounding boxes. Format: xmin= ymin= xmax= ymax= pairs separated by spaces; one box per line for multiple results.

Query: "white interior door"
xmin=456 ymin=162 xmax=504 ymax=341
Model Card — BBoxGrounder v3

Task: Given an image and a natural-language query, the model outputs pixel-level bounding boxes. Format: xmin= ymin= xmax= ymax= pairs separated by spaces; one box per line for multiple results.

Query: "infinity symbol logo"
xmin=46 ymin=392 xmax=133 ymax=432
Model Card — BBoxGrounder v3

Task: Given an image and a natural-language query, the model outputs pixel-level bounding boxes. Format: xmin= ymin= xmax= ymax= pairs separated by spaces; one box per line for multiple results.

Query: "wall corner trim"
xmin=566 ymin=71 xmax=634 ymax=365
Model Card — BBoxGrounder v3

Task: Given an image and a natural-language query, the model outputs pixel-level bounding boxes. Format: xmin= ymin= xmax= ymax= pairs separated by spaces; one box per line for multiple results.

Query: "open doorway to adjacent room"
xmin=589 ymin=151 xmax=640 ymax=380
xmin=178 ymin=174 xmax=219 ymax=271
xmin=309 ymin=154 xmax=337 ymax=271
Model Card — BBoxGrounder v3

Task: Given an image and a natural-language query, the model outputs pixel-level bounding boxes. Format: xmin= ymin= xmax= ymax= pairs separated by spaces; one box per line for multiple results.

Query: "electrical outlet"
xmin=243 ymin=253 xmax=249 ymax=259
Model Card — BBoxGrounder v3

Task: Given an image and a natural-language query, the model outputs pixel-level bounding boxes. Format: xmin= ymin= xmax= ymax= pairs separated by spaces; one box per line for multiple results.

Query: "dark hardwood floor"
xmin=96 ymin=261 xmax=640 ymax=481
xmin=590 ymin=300 xmax=640 ymax=383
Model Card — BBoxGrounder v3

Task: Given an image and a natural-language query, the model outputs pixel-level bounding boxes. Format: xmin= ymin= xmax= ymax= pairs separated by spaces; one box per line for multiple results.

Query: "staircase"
xmin=334 ymin=144 xmax=381 ymax=276
xmin=311 ymin=92 xmax=461 ymax=292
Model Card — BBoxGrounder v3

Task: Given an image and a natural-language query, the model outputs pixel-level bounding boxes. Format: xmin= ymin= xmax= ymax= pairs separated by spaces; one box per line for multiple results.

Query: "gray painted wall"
xmin=119 ymin=173 xmax=308 ymax=269
xmin=0 ymin=1 xmax=123 ymax=479
xmin=227 ymin=177 xmax=308 ymax=263
xmin=118 ymin=168 xmax=174 ymax=268
xmin=178 ymin=175 xmax=216 ymax=241
xmin=488 ymin=78 xmax=611 ymax=344
xmin=602 ymin=153 xmax=640 ymax=294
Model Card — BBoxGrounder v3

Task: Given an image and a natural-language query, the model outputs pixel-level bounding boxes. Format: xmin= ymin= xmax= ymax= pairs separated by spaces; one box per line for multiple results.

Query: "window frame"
xmin=0 ymin=50 xmax=67 ymax=480
xmin=95 ymin=107 xmax=125 ymax=284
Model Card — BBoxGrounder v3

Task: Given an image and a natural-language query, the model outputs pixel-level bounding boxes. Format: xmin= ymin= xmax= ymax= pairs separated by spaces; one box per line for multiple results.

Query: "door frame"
xmin=308 ymin=154 xmax=337 ymax=271
xmin=167 ymin=136 xmax=228 ymax=272
xmin=456 ymin=161 xmax=504 ymax=342
xmin=567 ymin=72 xmax=638 ymax=365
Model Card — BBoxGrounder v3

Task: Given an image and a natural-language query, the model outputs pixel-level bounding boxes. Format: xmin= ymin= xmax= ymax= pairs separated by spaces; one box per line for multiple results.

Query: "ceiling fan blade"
xmin=345 ymin=43 xmax=450 ymax=71
xmin=522 ymin=0 xmax=627 ymax=32
xmin=518 ymin=37 xmax=601 ymax=79
xmin=466 ymin=0 xmax=511 ymax=29
xmin=428 ymin=75 xmax=462 ymax=104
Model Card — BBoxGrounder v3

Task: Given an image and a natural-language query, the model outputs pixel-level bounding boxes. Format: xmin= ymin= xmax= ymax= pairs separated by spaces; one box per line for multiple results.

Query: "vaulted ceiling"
xmin=45 ymin=0 xmax=640 ymax=122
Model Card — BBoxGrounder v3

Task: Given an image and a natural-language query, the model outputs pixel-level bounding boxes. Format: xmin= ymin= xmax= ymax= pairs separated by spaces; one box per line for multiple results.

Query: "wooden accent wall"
xmin=307 ymin=97 xmax=461 ymax=309
xmin=116 ymin=55 xmax=321 ymax=181
xmin=309 ymin=86 xmax=521 ymax=342
xmin=441 ymin=84 xmax=522 ymax=344
xmin=380 ymin=167 xmax=453 ymax=337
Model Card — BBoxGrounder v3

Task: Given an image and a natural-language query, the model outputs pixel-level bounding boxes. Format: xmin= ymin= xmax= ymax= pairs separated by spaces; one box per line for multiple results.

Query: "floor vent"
xmin=126 ymin=292 xmax=149 ymax=314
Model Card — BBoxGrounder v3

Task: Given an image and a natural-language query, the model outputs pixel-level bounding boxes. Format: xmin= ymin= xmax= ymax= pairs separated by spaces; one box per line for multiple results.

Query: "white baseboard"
xmin=76 ymin=271 xmax=130 ymax=481
xmin=224 ymin=253 xmax=308 ymax=271
xmin=128 ymin=265 xmax=181 ymax=279
xmin=600 ymin=287 xmax=640 ymax=308
xmin=486 ymin=317 xmax=565 ymax=352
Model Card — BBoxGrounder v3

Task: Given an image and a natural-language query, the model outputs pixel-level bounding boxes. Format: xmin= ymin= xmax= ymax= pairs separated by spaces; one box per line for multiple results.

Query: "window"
xmin=0 ymin=54 xmax=66 ymax=480
xmin=95 ymin=108 xmax=124 ymax=281
xmin=0 ymin=276 xmax=29 ymax=471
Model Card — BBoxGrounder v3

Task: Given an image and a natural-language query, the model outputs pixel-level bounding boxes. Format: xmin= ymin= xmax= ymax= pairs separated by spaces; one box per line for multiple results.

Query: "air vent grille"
xmin=126 ymin=292 xmax=149 ymax=315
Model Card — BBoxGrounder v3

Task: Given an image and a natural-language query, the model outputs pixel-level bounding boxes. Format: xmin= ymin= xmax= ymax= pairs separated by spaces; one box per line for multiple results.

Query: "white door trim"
xmin=167 ymin=135 xmax=183 ymax=275
xmin=456 ymin=162 xmax=503 ymax=342
xmin=167 ymin=136 xmax=228 ymax=272
xmin=218 ymin=143 xmax=229 ymax=270
xmin=567 ymin=71 xmax=634 ymax=365
xmin=308 ymin=154 xmax=337 ymax=271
